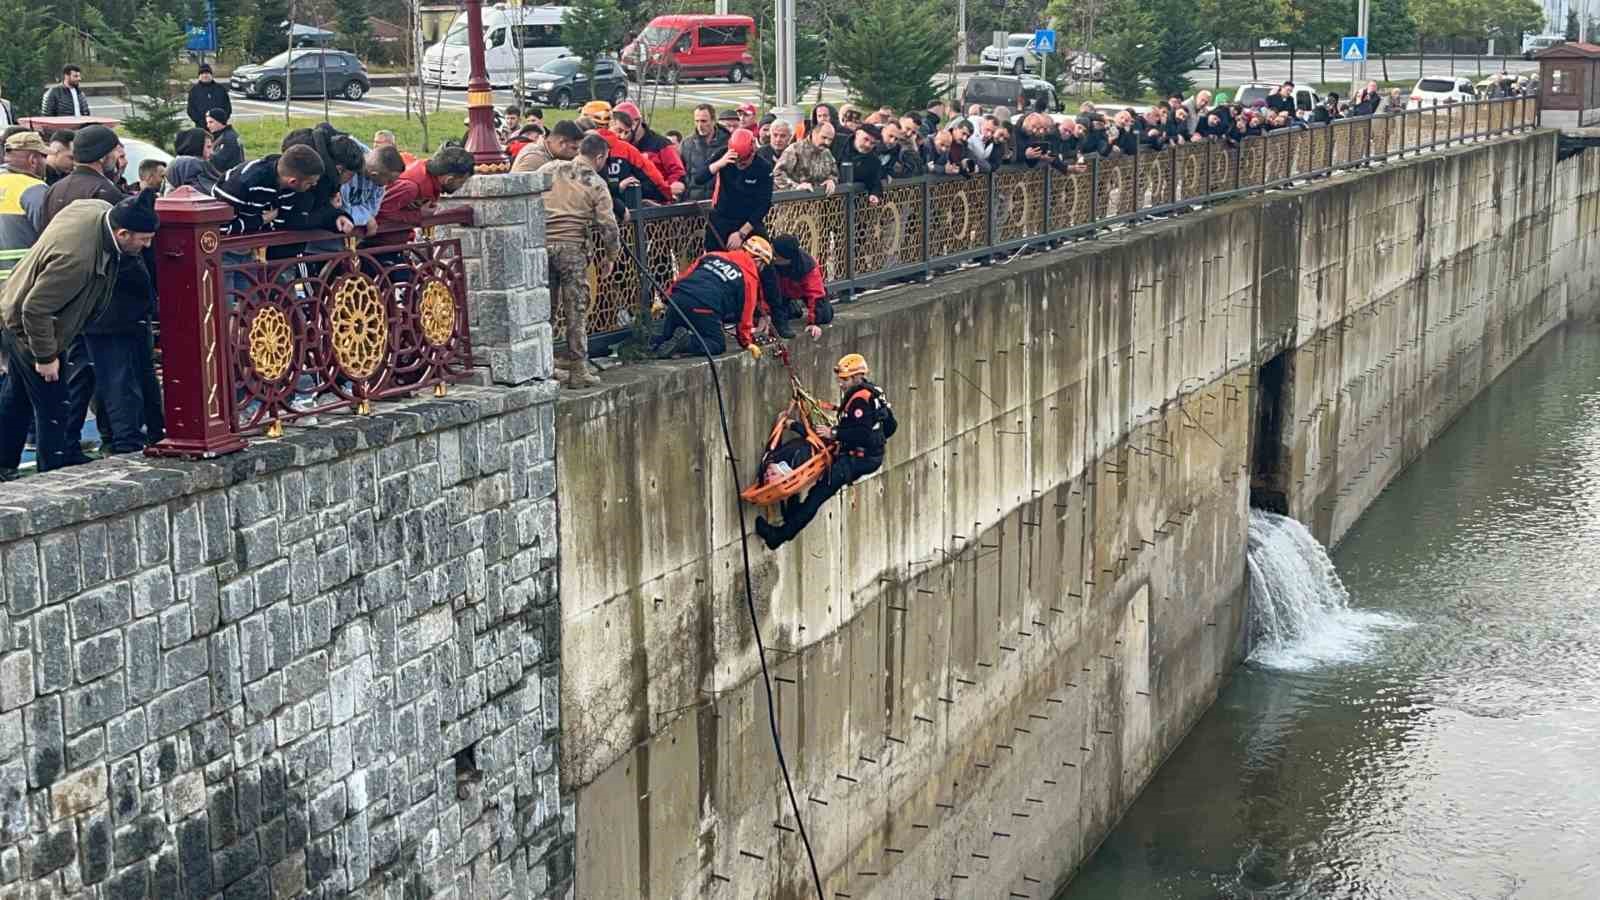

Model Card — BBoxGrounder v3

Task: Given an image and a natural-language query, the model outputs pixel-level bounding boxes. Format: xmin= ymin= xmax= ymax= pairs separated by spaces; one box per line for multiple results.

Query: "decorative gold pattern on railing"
xmin=248 ymin=305 xmax=293 ymax=382
xmin=329 ymin=274 xmax=388 ymax=380
xmin=419 ymin=280 xmax=457 ymax=347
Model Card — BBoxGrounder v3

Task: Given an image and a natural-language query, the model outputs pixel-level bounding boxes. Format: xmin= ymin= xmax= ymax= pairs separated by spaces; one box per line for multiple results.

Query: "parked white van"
xmin=422 ymin=3 xmax=570 ymax=88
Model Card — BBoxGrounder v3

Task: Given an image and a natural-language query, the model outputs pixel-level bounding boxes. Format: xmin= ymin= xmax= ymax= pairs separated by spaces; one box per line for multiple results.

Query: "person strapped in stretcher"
xmin=753 ymin=353 xmax=897 ymax=549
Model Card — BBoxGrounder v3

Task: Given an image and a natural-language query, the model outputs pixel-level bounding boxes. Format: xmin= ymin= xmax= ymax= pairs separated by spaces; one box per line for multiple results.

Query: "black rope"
xmin=615 ymin=241 xmax=827 ymax=900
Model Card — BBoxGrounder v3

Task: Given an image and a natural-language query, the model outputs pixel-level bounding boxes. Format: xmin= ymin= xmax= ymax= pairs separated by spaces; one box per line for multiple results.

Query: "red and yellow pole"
xmin=462 ymin=0 xmax=510 ymax=172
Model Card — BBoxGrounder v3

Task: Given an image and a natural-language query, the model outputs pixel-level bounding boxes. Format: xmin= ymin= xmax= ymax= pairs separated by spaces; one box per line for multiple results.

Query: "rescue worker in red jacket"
xmin=614 ymin=101 xmax=686 ymax=199
xmin=582 ymin=101 xmax=674 ymax=205
xmin=651 ymin=235 xmax=780 ymax=358
xmin=771 ymin=234 xmax=833 ymax=338
xmin=756 ymin=353 xmax=898 ymax=549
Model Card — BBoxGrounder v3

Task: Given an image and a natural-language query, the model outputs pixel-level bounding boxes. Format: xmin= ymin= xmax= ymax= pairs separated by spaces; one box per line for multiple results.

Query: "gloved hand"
xmin=651 ymin=299 xmax=665 ymax=318
xmin=747 ymin=344 xmax=763 ymax=360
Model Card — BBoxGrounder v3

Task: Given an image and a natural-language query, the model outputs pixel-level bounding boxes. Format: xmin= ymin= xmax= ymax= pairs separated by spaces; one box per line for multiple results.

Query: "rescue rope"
xmin=618 ymin=244 xmax=827 ymax=900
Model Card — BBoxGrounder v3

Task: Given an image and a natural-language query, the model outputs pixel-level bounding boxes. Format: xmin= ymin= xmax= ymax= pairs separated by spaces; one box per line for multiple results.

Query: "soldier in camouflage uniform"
xmin=537 ymin=133 xmax=619 ymax=388
xmin=773 ymin=122 xmax=840 ymax=193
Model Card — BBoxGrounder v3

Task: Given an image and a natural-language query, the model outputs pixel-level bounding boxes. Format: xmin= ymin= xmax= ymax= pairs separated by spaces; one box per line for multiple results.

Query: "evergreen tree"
xmin=1148 ymin=0 xmax=1205 ymax=97
xmin=564 ymin=0 xmax=625 ymax=81
xmin=0 ymin=0 xmax=67 ymax=117
xmin=336 ymin=0 xmax=373 ymax=58
xmin=252 ymin=0 xmax=289 ymax=59
xmin=830 ymin=0 xmax=952 ymax=111
xmin=95 ymin=7 xmax=189 ymax=146
xmin=1567 ymin=9 xmax=1580 ymax=41
xmin=1099 ymin=0 xmax=1154 ymax=101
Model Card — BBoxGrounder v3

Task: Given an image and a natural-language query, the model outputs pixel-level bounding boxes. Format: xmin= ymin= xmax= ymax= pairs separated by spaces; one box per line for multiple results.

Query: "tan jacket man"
xmin=537 ymin=133 xmax=619 ymax=388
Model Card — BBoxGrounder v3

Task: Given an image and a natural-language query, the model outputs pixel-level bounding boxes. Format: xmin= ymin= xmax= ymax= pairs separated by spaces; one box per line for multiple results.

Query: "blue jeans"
xmin=84 ymin=333 xmax=151 ymax=454
xmin=0 ymin=331 xmax=89 ymax=473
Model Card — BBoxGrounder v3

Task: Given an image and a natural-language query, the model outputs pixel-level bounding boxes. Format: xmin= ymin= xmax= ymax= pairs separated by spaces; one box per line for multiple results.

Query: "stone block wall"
xmin=0 ymin=385 xmax=570 ymax=899
xmin=437 ymin=173 xmax=554 ymax=387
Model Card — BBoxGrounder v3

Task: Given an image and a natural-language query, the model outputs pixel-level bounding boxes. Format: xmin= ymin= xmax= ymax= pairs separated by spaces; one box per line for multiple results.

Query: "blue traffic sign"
xmin=1340 ymin=36 xmax=1368 ymax=62
xmin=1032 ymin=29 xmax=1056 ymax=53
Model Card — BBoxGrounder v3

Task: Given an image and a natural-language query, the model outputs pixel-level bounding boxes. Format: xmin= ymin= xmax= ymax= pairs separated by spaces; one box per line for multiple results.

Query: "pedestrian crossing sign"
xmin=1340 ymin=36 xmax=1368 ymax=62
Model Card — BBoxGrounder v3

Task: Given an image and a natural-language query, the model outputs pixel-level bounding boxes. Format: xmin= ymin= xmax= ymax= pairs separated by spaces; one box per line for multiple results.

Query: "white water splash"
xmin=1246 ymin=509 xmax=1402 ymax=670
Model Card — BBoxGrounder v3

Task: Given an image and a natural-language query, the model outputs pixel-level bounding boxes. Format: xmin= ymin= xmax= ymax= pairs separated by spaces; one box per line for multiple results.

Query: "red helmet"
xmin=728 ymin=128 xmax=756 ymax=160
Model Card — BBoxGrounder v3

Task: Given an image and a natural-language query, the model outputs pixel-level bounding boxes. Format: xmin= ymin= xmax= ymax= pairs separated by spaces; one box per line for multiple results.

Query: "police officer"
xmin=755 ymin=353 xmax=897 ymax=549
xmin=651 ymin=236 xmax=778 ymax=359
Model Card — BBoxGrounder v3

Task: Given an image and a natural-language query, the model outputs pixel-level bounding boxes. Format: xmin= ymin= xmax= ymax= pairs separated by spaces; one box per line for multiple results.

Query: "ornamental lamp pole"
xmin=462 ymin=0 xmax=509 ymax=171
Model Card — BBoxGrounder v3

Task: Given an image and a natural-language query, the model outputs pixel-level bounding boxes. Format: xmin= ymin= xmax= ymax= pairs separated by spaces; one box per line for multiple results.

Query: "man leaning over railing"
xmin=0 ymin=191 xmax=159 ymax=476
xmin=374 ymin=147 xmax=475 ymax=235
xmin=773 ymin=123 xmax=838 ymax=194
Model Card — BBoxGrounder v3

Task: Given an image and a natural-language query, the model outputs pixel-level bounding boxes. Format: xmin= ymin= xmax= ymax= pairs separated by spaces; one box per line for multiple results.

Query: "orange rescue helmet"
xmin=580 ymin=100 xmax=612 ymax=124
xmin=743 ymin=235 xmax=773 ymax=267
xmin=834 ymin=353 xmax=869 ymax=379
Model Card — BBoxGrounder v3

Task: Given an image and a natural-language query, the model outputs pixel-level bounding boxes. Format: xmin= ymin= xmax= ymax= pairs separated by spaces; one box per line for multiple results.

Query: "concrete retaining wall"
xmin=557 ymin=128 xmax=1594 ymax=899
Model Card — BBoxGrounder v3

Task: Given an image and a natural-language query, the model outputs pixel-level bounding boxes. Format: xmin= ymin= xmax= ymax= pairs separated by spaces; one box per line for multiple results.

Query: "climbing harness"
xmin=740 ymin=366 xmax=837 ymax=506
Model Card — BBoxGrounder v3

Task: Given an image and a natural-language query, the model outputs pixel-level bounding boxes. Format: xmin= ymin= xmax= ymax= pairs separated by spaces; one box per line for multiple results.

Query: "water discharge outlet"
xmin=1244 ymin=510 xmax=1400 ymax=669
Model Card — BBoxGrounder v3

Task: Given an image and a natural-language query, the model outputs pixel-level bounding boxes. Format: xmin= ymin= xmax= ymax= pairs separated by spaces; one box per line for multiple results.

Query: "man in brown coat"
xmin=0 ymin=191 xmax=159 ymax=475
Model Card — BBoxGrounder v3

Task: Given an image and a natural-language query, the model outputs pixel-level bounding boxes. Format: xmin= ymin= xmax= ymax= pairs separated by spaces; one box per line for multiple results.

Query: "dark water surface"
xmin=1058 ymin=326 xmax=1600 ymax=900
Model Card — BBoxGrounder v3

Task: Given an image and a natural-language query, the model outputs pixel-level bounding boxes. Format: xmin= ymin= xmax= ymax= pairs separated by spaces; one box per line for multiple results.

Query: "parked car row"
xmin=983 ymin=36 xmax=1218 ymax=79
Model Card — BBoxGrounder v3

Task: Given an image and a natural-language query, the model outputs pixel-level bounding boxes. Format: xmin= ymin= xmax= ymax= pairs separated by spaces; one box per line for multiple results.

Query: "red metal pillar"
xmin=145 ymin=187 xmax=247 ymax=459
xmin=462 ymin=0 xmax=510 ymax=172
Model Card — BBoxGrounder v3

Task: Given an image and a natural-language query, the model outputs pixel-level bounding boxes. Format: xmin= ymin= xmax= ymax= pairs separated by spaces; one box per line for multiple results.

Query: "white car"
xmin=1408 ymin=76 xmax=1475 ymax=108
xmin=1195 ymin=43 xmax=1220 ymax=69
xmin=423 ymin=4 xmax=571 ymax=88
xmin=981 ymin=33 xmax=1043 ymax=75
xmin=1069 ymin=52 xmax=1105 ymax=81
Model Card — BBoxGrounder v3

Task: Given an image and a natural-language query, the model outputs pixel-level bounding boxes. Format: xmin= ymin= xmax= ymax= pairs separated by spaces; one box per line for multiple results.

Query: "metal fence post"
xmin=1168 ymin=145 xmax=1178 ymax=205
xmin=1043 ymin=163 xmax=1053 ymax=234
xmin=986 ymin=164 xmax=999 ymax=249
xmin=919 ymin=175 xmax=932 ymax=278
xmin=841 ymin=161 xmax=856 ymax=299
xmin=1203 ymin=139 xmax=1212 ymax=195
xmin=1431 ymin=100 xmax=1439 ymax=148
xmin=1089 ymin=156 xmax=1100 ymax=222
xmin=1132 ymin=137 xmax=1141 ymax=215
xmin=627 ymin=184 xmax=648 ymax=324
xmin=1234 ymin=141 xmax=1243 ymax=191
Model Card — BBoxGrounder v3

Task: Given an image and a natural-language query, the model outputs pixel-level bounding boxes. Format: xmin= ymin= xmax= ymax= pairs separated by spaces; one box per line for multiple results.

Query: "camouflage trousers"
xmin=548 ymin=242 xmax=591 ymax=364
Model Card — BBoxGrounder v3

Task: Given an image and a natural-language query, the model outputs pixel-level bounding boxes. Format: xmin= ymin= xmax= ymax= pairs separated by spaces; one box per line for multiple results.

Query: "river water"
xmin=1058 ymin=326 xmax=1600 ymax=900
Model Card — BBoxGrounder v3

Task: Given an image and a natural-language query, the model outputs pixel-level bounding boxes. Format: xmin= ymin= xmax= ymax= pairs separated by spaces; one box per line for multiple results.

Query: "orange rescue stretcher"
xmin=740 ymin=377 xmax=838 ymax=506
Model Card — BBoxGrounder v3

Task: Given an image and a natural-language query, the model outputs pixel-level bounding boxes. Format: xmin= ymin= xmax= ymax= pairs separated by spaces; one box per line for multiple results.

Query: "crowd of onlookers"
xmin=0 ymin=60 xmax=1536 ymax=474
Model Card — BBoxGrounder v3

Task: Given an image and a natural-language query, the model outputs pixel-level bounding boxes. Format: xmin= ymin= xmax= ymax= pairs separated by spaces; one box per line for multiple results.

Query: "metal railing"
xmin=147 ymin=188 xmax=475 ymax=459
xmin=574 ymin=95 xmax=1539 ymax=350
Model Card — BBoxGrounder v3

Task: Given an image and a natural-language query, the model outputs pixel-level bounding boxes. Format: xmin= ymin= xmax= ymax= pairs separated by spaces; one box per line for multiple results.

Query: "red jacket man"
xmin=376 ymin=148 xmax=475 ymax=230
xmin=598 ymin=127 xmax=674 ymax=202
xmin=616 ymin=101 xmax=686 ymax=197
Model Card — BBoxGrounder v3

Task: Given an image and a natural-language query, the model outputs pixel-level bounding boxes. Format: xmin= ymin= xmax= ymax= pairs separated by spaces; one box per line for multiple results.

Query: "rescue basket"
xmin=740 ymin=378 xmax=837 ymax=506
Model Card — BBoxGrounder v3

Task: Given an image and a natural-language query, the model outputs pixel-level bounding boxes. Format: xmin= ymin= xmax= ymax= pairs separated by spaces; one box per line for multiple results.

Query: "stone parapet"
xmin=0 ymin=384 xmax=572 ymax=899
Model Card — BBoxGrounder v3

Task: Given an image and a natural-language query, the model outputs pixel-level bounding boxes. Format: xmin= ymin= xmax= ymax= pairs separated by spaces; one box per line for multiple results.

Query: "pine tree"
xmin=829 ymin=0 xmax=952 ymax=111
xmin=1099 ymin=0 xmax=1154 ymax=102
xmin=564 ymin=0 xmax=625 ymax=81
xmin=96 ymin=7 xmax=189 ymax=146
xmin=0 ymin=0 xmax=67 ymax=117
xmin=336 ymin=0 xmax=373 ymax=58
xmin=1148 ymin=0 xmax=1205 ymax=98
xmin=252 ymin=0 xmax=289 ymax=58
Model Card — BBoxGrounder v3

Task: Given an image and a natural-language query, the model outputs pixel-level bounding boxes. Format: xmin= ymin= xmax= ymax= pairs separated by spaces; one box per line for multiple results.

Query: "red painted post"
xmin=462 ymin=0 xmax=510 ymax=172
xmin=145 ymin=187 xmax=246 ymax=459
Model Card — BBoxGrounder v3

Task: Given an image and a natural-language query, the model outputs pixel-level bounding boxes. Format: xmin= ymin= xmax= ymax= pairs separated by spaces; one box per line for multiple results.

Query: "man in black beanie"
xmin=0 ymin=190 xmax=159 ymax=473
xmin=40 ymin=124 xmax=124 ymax=228
xmin=82 ymin=189 xmax=164 ymax=455
xmin=187 ymin=63 xmax=231 ymax=129
xmin=207 ymin=106 xmax=244 ymax=173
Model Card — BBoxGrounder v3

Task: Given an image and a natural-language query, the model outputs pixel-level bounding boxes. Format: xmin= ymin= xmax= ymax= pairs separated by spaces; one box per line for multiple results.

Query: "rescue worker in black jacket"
xmin=651 ymin=236 xmax=782 ymax=358
xmin=756 ymin=353 xmax=898 ymax=549
xmin=697 ymin=128 xmax=773 ymax=252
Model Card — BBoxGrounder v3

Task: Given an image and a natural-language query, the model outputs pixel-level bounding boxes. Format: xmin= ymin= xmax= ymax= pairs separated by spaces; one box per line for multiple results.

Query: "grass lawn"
xmin=230 ymin=106 xmax=698 ymax=158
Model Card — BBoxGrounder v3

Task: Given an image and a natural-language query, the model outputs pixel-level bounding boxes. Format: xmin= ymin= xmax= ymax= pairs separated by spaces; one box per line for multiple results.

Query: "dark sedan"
xmin=230 ymin=50 xmax=371 ymax=102
xmin=523 ymin=57 xmax=628 ymax=110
